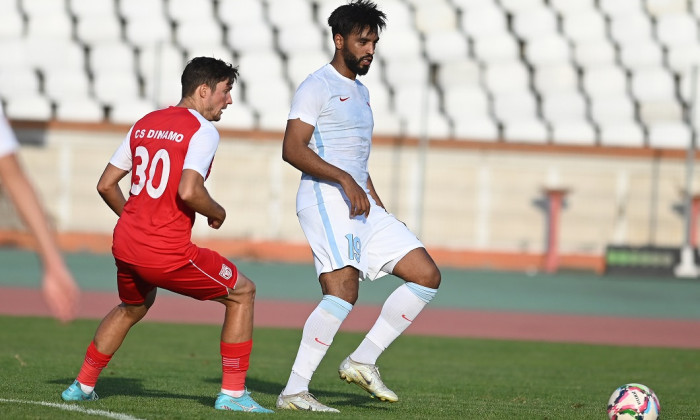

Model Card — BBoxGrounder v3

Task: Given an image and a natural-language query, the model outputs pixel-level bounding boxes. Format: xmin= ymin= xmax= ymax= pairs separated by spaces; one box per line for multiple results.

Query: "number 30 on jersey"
xmin=131 ymin=146 xmax=171 ymax=199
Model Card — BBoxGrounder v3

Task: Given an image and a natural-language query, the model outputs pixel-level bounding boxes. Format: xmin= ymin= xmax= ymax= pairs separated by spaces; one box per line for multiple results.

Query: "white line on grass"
xmin=0 ymin=398 xmax=145 ymax=420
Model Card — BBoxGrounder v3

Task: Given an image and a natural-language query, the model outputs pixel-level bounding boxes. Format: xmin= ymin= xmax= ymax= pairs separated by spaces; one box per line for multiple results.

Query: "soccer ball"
xmin=607 ymin=383 xmax=661 ymax=420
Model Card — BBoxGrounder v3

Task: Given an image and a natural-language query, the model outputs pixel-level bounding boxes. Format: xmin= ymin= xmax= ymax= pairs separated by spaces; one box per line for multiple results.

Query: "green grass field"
xmin=1 ymin=316 xmax=698 ymax=419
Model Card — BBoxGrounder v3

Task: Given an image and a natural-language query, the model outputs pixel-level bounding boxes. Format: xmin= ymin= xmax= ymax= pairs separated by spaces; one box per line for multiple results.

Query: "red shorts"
xmin=115 ymin=247 xmax=238 ymax=304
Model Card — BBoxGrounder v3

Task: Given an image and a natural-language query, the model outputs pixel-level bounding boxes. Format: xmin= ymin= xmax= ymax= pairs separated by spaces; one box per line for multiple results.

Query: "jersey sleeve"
xmin=0 ymin=105 xmax=20 ymax=158
xmin=183 ymin=122 xmax=219 ymax=178
xmin=288 ymin=75 xmax=328 ymax=127
xmin=109 ymin=128 xmax=134 ymax=171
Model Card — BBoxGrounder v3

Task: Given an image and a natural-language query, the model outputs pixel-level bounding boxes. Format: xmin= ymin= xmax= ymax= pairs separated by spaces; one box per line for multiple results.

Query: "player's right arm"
xmin=96 ymin=163 xmax=129 ymax=217
xmin=282 ymin=118 xmax=370 ymax=217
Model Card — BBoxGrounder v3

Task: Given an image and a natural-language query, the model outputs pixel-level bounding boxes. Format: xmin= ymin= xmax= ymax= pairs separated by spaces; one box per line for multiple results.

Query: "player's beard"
xmin=343 ymin=48 xmax=372 ymax=76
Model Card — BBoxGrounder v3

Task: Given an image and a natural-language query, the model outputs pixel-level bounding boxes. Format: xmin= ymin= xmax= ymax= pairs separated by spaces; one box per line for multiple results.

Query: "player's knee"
xmin=424 ymin=264 xmax=441 ymax=289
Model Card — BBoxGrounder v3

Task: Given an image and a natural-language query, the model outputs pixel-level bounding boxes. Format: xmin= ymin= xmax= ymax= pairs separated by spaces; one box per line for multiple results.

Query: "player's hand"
xmin=42 ymin=261 xmax=80 ymax=323
xmin=208 ymin=217 xmax=224 ymax=229
xmin=341 ymin=176 xmax=370 ymax=218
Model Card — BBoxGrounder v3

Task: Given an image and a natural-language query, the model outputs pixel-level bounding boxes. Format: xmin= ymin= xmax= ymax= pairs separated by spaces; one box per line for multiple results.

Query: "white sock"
xmin=283 ymin=295 xmax=352 ymax=395
xmin=220 ymin=389 xmax=245 ymax=398
xmin=352 ymin=283 xmax=437 ymax=365
xmin=79 ymin=382 xmax=94 ymax=394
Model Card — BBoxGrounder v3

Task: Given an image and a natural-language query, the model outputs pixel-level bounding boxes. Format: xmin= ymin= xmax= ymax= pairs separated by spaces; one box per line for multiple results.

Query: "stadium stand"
xmin=2 ymin=0 xmax=700 ymax=148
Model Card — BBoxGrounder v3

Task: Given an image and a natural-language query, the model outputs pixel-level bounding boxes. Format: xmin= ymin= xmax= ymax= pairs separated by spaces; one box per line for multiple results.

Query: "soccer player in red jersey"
xmin=61 ymin=57 xmax=273 ymax=413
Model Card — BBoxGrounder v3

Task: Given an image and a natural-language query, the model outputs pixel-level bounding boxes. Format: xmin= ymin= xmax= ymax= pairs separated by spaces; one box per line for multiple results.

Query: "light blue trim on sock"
xmin=405 ymin=282 xmax=438 ymax=303
xmin=319 ymin=295 xmax=353 ymax=321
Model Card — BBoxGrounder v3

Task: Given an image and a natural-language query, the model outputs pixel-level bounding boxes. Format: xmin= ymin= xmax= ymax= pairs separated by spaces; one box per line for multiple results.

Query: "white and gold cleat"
xmin=338 ymin=357 xmax=398 ymax=402
xmin=276 ymin=391 xmax=340 ymax=412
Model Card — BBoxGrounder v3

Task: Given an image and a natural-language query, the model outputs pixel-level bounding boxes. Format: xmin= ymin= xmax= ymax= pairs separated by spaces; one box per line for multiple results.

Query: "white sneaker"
xmin=338 ymin=357 xmax=399 ymax=402
xmin=276 ymin=391 xmax=340 ymax=412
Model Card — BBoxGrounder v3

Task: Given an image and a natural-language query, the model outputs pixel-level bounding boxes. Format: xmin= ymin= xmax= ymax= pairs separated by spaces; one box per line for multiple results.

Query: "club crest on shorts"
xmin=219 ymin=264 xmax=233 ymax=280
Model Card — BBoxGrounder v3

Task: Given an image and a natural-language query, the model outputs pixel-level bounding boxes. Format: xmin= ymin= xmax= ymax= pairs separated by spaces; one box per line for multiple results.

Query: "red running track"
xmin=2 ymin=287 xmax=700 ymax=349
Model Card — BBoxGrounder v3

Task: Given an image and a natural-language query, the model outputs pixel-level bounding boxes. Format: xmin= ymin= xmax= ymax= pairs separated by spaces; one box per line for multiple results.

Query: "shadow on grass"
xmin=49 ymin=377 xmax=211 ymax=407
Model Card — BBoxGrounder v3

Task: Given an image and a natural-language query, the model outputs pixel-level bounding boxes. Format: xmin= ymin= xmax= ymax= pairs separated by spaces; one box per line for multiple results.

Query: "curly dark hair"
xmin=181 ymin=56 xmax=239 ymax=98
xmin=327 ymin=0 xmax=387 ymax=38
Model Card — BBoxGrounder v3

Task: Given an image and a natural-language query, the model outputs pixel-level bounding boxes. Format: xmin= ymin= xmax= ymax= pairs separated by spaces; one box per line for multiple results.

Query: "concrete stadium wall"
xmin=3 ymin=123 xmax=698 ymax=262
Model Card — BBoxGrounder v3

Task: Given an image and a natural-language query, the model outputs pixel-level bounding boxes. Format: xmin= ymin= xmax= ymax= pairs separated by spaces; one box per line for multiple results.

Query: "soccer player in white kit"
xmin=276 ymin=0 xmax=441 ymax=412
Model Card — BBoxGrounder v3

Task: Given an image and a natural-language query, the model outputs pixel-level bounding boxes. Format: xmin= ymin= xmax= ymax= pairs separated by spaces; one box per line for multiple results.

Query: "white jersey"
xmin=288 ymin=63 xmax=374 ymax=212
xmin=0 ymin=104 xmax=20 ymax=158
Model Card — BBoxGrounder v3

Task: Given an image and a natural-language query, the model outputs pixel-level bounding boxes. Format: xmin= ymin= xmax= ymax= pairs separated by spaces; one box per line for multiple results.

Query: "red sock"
xmin=76 ymin=341 xmax=112 ymax=387
xmin=220 ymin=340 xmax=252 ymax=392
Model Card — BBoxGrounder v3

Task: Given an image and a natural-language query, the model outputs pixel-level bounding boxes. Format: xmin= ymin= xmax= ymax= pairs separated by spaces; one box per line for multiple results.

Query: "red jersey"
xmin=109 ymin=106 xmax=220 ymax=269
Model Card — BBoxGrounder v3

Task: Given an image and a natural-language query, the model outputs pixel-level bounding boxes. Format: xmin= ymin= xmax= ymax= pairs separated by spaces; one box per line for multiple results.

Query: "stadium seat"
xmin=655 ymin=13 xmax=698 ymax=48
xmin=443 ymin=86 xmax=491 ymax=121
xmin=26 ymin=14 xmax=73 ymax=41
xmin=619 ymin=42 xmax=664 ymax=70
xmin=89 ymin=42 xmax=137 ymax=75
xmin=548 ymin=0 xmax=595 ymax=15
xmin=436 ymin=58 xmax=481 ymax=89
xmin=402 ymin=111 xmax=452 ymax=139
xmin=647 ymin=121 xmax=691 ymax=149
xmin=267 ymin=0 xmax=314 ymax=28
xmin=512 ymin=7 xmax=559 ymax=41
xmin=0 ymin=2 xmax=24 ymax=39
xmin=599 ymin=122 xmax=646 ymax=147
xmin=493 ymin=92 xmax=539 ymax=123
xmin=582 ymin=65 xmax=629 ymax=99
xmin=216 ymin=102 xmax=257 ymax=131
xmin=484 ymin=61 xmax=531 ymax=95
xmin=167 ymin=0 xmax=215 ymax=24
xmin=93 ymin=72 xmax=142 ymax=107
xmin=541 ymin=91 xmax=588 ymax=123
xmin=393 ymin=86 xmax=441 ymax=120
xmin=609 ymin=13 xmax=654 ymax=47
xmin=573 ymin=41 xmax=617 ymax=68
xmin=55 ymin=98 xmax=105 ymax=123
xmin=499 ymin=0 xmax=545 ymax=14
xmin=174 ymin=21 xmax=224 ymax=52
xmin=183 ymin=45 xmax=234 ymax=65
xmin=630 ymin=67 xmax=677 ymax=102
xmin=453 ymin=116 xmax=500 ymax=141
xmin=645 ymin=0 xmax=687 ymax=17
xmin=217 ymin=0 xmax=266 ymax=27
xmin=551 ymin=120 xmax=597 ymax=145
xmin=384 ymin=57 xmax=430 ymax=89
xmin=119 ymin=0 xmax=165 ymax=21
xmin=371 ymin=110 xmax=403 ymax=137
xmin=68 ymin=0 xmax=116 ymax=21
xmin=524 ymin=35 xmax=573 ymax=67
xmin=20 ymin=0 xmax=68 ymax=18
xmin=0 ymin=69 xmax=40 ymax=103
xmin=472 ymin=34 xmax=520 ymax=64
xmin=362 ymin=80 xmax=392 ymax=114
xmin=124 ymin=15 xmax=172 ymax=49
xmin=533 ymin=63 xmax=579 ymax=95
xmin=277 ymin=25 xmax=325 ymax=56
xmin=75 ymin=15 xmax=123 ymax=46
xmin=638 ymin=101 xmax=684 ymax=124
xmin=110 ymin=98 xmax=158 ymax=125
xmin=237 ymin=51 xmax=286 ymax=85
xmin=599 ymin=0 xmax=644 ymax=17
xmin=590 ymin=96 xmax=637 ymax=125
xmin=375 ymin=27 xmax=423 ymax=61
xmin=561 ymin=10 xmax=608 ymax=44
xmin=245 ymin=79 xmax=292 ymax=117
xmin=43 ymin=69 xmax=92 ymax=102
xmin=460 ymin=5 xmax=509 ymax=39
xmin=503 ymin=119 xmax=549 ymax=143
xmin=0 ymin=40 xmax=32 ymax=71
xmin=414 ymin=1 xmax=458 ymax=33
xmin=4 ymin=94 xmax=53 ymax=121
xmin=26 ymin=39 xmax=86 ymax=74
xmin=423 ymin=30 xmax=469 ymax=64
xmin=226 ymin=22 xmax=276 ymax=54
xmin=667 ymin=44 xmax=700 ymax=74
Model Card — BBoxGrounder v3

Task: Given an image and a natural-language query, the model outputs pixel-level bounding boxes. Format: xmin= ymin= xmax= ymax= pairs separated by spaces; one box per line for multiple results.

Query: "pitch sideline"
xmin=0 ymin=398 xmax=144 ymax=420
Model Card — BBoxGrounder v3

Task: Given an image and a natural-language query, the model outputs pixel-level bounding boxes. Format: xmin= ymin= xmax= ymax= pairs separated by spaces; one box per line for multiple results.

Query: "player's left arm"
xmin=178 ymin=169 xmax=226 ymax=229
xmin=367 ymin=174 xmax=385 ymax=209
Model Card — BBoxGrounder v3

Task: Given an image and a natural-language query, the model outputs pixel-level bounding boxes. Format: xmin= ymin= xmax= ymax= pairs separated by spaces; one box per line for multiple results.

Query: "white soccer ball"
xmin=607 ymin=383 xmax=661 ymax=420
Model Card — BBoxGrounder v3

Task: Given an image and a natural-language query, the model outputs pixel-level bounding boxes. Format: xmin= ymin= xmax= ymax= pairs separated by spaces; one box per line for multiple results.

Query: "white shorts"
xmin=298 ymin=199 xmax=424 ymax=281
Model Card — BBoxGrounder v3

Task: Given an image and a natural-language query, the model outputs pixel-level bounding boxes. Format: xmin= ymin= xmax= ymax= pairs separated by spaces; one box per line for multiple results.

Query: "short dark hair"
xmin=327 ymin=0 xmax=386 ymax=38
xmin=181 ymin=56 xmax=239 ymax=98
